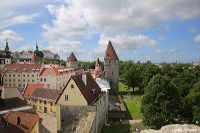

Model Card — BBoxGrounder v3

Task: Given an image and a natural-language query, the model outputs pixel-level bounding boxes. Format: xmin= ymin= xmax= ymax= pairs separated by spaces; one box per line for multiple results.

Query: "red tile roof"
xmin=41 ymin=50 xmax=52 ymax=53
xmin=2 ymin=64 xmax=42 ymax=73
xmin=31 ymin=88 xmax=61 ymax=101
xmin=104 ymin=41 xmax=119 ymax=60
xmin=2 ymin=111 xmax=39 ymax=133
xmin=23 ymin=83 xmax=45 ymax=98
xmin=40 ymin=67 xmax=71 ymax=76
xmin=66 ymin=52 xmax=78 ymax=61
xmin=95 ymin=58 xmax=100 ymax=66
xmin=56 ymin=72 xmax=101 ymax=105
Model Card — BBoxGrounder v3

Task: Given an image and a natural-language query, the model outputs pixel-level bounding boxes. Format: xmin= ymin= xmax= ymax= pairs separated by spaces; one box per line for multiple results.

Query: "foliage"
xmin=0 ymin=98 xmax=5 ymax=107
xmin=186 ymin=82 xmax=200 ymax=125
xmin=78 ymin=61 xmax=104 ymax=70
xmin=141 ymin=74 xmax=180 ymax=129
xmin=34 ymin=50 xmax=44 ymax=59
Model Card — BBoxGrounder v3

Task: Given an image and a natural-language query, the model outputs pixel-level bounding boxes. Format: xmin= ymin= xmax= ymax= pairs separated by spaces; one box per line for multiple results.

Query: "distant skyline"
xmin=0 ymin=0 xmax=200 ymax=63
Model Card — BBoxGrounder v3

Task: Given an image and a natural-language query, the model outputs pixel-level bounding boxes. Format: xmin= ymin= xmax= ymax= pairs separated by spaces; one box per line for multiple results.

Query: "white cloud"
xmin=88 ymin=33 xmax=158 ymax=60
xmin=16 ymin=45 xmax=35 ymax=52
xmin=155 ymin=49 xmax=177 ymax=54
xmin=189 ymin=27 xmax=197 ymax=34
xmin=0 ymin=0 xmax=50 ymax=29
xmin=193 ymin=34 xmax=200 ymax=43
xmin=0 ymin=30 xmax=23 ymax=44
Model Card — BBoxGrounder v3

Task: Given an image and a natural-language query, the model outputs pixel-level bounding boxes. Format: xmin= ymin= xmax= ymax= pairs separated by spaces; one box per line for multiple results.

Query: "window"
xmin=34 ymin=99 xmax=37 ymax=103
xmin=44 ymin=78 xmax=46 ymax=82
xmin=50 ymin=102 xmax=53 ymax=106
xmin=5 ymin=79 xmax=7 ymax=82
xmin=18 ymin=84 xmax=21 ymax=87
xmin=23 ymin=79 xmax=25 ymax=82
xmin=23 ymin=75 xmax=25 ymax=77
xmin=13 ymin=84 xmax=15 ymax=87
xmin=32 ymin=80 xmax=34 ymax=82
xmin=40 ymin=78 xmax=43 ymax=82
xmin=9 ymin=84 xmax=11 ymax=86
xmin=5 ymin=83 xmax=7 ymax=86
xmin=28 ymin=80 xmax=30 ymax=82
xmin=27 ymin=75 xmax=29 ymax=77
xmin=9 ymin=74 xmax=11 ymax=77
xmin=13 ymin=74 xmax=15 ymax=77
xmin=23 ymin=84 xmax=26 ymax=87
xmin=64 ymin=95 xmax=68 ymax=101
xmin=13 ymin=79 xmax=15 ymax=82
xmin=71 ymin=84 xmax=74 ymax=89
xmin=18 ymin=74 xmax=20 ymax=77
xmin=9 ymin=79 xmax=11 ymax=82
xmin=18 ymin=79 xmax=20 ymax=82
xmin=44 ymin=101 xmax=46 ymax=104
xmin=32 ymin=75 xmax=34 ymax=77
xmin=39 ymin=100 xmax=42 ymax=103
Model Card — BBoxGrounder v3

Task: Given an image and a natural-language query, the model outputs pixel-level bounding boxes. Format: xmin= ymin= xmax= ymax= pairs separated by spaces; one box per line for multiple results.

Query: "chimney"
xmin=17 ymin=116 xmax=20 ymax=125
xmin=82 ymin=73 xmax=87 ymax=85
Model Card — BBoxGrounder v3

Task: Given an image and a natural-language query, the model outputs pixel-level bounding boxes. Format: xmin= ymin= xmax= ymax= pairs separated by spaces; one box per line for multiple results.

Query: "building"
xmin=56 ymin=72 xmax=108 ymax=132
xmin=39 ymin=66 xmax=75 ymax=90
xmin=1 ymin=111 xmax=39 ymax=133
xmin=66 ymin=52 xmax=78 ymax=70
xmin=1 ymin=63 xmax=43 ymax=90
xmin=104 ymin=41 xmax=119 ymax=94
xmin=30 ymin=88 xmax=60 ymax=115
xmin=41 ymin=50 xmax=55 ymax=61
xmin=12 ymin=52 xmax=34 ymax=62
xmin=0 ymin=39 xmax=12 ymax=65
xmin=0 ymin=86 xmax=24 ymax=100
xmin=23 ymin=83 xmax=45 ymax=104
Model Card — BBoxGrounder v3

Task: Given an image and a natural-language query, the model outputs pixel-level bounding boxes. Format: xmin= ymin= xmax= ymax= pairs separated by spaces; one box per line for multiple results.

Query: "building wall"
xmin=3 ymin=72 xmax=40 ymax=89
xmin=31 ymin=121 xmax=39 ymax=133
xmin=0 ymin=87 xmax=24 ymax=100
xmin=66 ymin=61 xmax=78 ymax=70
xmin=57 ymin=79 xmax=88 ymax=106
xmin=104 ymin=60 xmax=119 ymax=94
xmin=39 ymin=71 xmax=74 ymax=90
xmin=30 ymin=98 xmax=56 ymax=115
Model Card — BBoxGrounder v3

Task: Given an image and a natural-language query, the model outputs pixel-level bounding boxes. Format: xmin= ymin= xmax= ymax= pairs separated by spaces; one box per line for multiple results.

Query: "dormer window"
xmin=36 ymin=69 xmax=40 ymax=72
xmin=12 ymin=68 xmax=17 ymax=72
xmin=23 ymin=69 xmax=27 ymax=72
xmin=4 ymin=68 xmax=8 ymax=72
xmin=32 ymin=69 xmax=35 ymax=72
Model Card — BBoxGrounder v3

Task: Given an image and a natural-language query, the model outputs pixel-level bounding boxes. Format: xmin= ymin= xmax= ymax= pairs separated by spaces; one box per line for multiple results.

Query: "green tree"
xmin=141 ymin=74 xmax=180 ymax=129
xmin=34 ymin=50 xmax=44 ymax=59
xmin=186 ymin=82 xmax=200 ymax=125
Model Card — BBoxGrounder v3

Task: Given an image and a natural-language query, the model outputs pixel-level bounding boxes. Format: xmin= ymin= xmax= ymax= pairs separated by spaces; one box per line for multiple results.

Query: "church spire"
xmin=5 ymin=37 xmax=9 ymax=51
xmin=36 ymin=42 xmax=38 ymax=51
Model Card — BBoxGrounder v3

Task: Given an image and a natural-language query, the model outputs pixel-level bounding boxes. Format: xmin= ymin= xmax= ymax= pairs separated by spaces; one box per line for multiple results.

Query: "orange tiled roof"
xmin=2 ymin=64 xmax=42 ymax=73
xmin=23 ymin=83 xmax=45 ymax=98
xmin=2 ymin=111 xmax=39 ymax=133
xmin=66 ymin=52 xmax=78 ymax=61
xmin=104 ymin=41 xmax=119 ymax=60
xmin=41 ymin=50 xmax=52 ymax=53
xmin=39 ymin=67 xmax=70 ymax=76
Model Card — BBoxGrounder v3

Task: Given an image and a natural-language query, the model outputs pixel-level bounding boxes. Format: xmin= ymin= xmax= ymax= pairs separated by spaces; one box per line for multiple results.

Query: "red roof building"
xmin=104 ymin=41 xmax=119 ymax=60
xmin=23 ymin=83 xmax=45 ymax=99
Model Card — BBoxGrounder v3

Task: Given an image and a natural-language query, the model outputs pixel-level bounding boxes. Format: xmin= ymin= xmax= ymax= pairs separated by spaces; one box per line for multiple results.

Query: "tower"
xmin=5 ymin=38 xmax=9 ymax=52
xmin=95 ymin=58 xmax=101 ymax=71
xmin=66 ymin=52 xmax=78 ymax=70
xmin=104 ymin=41 xmax=119 ymax=94
xmin=36 ymin=43 xmax=38 ymax=51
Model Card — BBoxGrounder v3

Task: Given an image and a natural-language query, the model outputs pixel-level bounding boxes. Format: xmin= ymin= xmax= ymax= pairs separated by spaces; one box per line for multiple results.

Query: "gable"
xmin=57 ymin=79 xmax=87 ymax=106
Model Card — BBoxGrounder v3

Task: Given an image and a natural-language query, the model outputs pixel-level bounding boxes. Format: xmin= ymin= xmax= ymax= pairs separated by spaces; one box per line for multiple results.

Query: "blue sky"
xmin=0 ymin=0 xmax=200 ymax=63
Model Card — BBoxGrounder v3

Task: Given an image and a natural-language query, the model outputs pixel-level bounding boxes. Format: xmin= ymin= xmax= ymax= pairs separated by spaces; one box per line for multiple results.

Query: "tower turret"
xmin=66 ymin=52 xmax=78 ymax=70
xmin=36 ymin=43 xmax=38 ymax=51
xmin=104 ymin=41 xmax=119 ymax=94
xmin=5 ymin=38 xmax=9 ymax=52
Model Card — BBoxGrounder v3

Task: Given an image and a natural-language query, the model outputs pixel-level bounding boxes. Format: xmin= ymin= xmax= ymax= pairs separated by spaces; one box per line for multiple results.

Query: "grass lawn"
xmin=123 ymin=98 xmax=143 ymax=120
xmin=101 ymin=124 xmax=135 ymax=133
xmin=119 ymin=82 xmax=132 ymax=93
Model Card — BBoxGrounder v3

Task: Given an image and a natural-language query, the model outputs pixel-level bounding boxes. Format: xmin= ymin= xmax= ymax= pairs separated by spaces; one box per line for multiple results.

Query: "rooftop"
xmin=23 ymin=83 xmax=45 ymax=98
xmin=104 ymin=41 xmax=119 ymax=60
xmin=67 ymin=52 xmax=78 ymax=61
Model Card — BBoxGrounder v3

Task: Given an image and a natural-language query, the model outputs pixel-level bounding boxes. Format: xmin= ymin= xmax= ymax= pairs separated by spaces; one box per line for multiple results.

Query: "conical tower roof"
xmin=104 ymin=41 xmax=119 ymax=60
xmin=67 ymin=52 xmax=78 ymax=61
xmin=95 ymin=58 xmax=100 ymax=66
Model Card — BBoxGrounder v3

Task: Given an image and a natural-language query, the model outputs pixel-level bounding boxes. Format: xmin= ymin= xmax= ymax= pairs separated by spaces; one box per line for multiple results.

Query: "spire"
xmin=36 ymin=42 xmax=38 ymax=51
xmin=104 ymin=41 xmax=119 ymax=60
xmin=66 ymin=52 xmax=78 ymax=61
xmin=5 ymin=37 xmax=9 ymax=51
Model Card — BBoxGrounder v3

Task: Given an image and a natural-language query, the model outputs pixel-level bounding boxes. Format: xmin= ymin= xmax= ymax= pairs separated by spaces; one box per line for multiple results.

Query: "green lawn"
xmin=123 ymin=98 xmax=143 ymax=120
xmin=101 ymin=124 xmax=135 ymax=133
xmin=119 ymin=82 xmax=132 ymax=93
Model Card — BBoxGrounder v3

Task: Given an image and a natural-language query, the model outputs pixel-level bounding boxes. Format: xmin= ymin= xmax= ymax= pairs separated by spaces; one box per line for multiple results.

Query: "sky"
xmin=0 ymin=0 xmax=200 ymax=63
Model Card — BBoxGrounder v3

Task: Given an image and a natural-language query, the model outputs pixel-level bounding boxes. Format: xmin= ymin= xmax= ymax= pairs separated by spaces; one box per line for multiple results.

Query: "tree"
xmin=34 ymin=50 xmax=44 ymax=59
xmin=141 ymin=74 xmax=180 ymax=129
xmin=186 ymin=82 xmax=200 ymax=125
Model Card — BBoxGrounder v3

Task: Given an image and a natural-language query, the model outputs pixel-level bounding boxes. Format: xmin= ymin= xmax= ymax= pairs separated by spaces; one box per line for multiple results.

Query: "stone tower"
xmin=36 ymin=43 xmax=38 ymax=51
xmin=66 ymin=52 xmax=78 ymax=70
xmin=5 ymin=38 xmax=9 ymax=52
xmin=104 ymin=41 xmax=119 ymax=94
xmin=95 ymin=58 xmax=101 ymax=71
